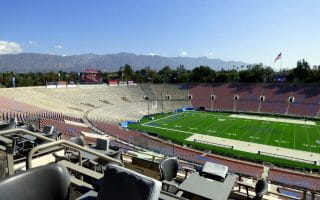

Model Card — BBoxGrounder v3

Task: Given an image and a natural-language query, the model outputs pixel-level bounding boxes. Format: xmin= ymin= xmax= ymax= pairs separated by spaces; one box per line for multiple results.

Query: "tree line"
xmin=0 ymin=59 xmax=319 ymax=88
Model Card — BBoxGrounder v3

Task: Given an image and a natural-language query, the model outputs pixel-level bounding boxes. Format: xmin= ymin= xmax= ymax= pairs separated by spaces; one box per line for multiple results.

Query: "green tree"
xmin=292 ymin=59 xmax=311 ymax=82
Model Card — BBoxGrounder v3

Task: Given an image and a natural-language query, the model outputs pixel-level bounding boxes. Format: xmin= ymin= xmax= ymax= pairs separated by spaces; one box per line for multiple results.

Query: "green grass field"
xmin=129 ymin=111 xmax=320 ymax=169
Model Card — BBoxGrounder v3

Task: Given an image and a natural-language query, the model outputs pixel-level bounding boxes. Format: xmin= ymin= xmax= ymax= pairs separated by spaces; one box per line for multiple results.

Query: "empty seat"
xmin=97 ymin=150 xmax=123 ymax=167
xmin=42 ymin=125 xmax=55 ymax=135
xmin=54 ymin=136 xmax=87 ymax=163
xmin=68 ymin=136 xmax=86 ymax=146
xmin=159 ymin=157 xmax=180 ymax=194
xmin=77 ymin=164 xmax=162 ymax=200
xmin=253 ymin=179 xmax=268 ymax=200
xmin=0 ymin=163 xmax=70 ymax=200
xmin=95 ymin=138 xmax=109 ymax=151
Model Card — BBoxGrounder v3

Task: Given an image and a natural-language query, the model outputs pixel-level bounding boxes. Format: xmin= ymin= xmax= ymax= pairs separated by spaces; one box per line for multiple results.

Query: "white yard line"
xmin=142 ymin=112 xmax=183 ymax=126
xmin=230 ymin=114 xmax=316 ymax=125
xmin=293 ymin=125 xmax=296 ymax=149
xmin=142 ymin=123 xmax=196 ymax=135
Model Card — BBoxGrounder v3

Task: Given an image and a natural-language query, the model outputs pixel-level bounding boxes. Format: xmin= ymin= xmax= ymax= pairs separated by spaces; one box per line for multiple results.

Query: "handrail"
xmin=0 ymin=128 xmax=55 ymax=142
xmin=27 ymin=140 xmax=124 ymax=169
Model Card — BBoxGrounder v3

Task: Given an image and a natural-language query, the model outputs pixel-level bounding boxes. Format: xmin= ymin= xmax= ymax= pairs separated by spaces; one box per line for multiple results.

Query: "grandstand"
xmin=0 ymin=83 xmax=320 ymax=199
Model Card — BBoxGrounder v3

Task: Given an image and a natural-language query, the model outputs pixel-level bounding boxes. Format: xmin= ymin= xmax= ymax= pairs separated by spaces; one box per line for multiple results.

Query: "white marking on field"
xmin=142 ymin=112 xmax=183 ymax=126
xmin=218 ymin=118 xmax=226 ymax=121
xmin=186 ymin=134 xmax=320 ymax=163
xmin=250 ymin=136 xmax=260 ymax=140
xmin=140 ymin=112 xmax=320 ymax=163
xmin=274 ymin=140 xmax=288 ymax=143
xmin=229 ymin=114 xmax=316 ymax=125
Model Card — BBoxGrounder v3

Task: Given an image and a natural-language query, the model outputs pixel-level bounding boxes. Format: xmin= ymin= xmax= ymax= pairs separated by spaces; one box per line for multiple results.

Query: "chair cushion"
xmin=159 ymin=157 xmax=179 ymax=181
xmin=97 ymin=164 xmax=161 ymax=200
xmin=0 ymin=163 xmax=70 ymax=200
xmin=255 ymin=179 xmax=268 ymax=197
xmin=97 ymin=150 xmax=122 ymax=167
xmin=68 ymin=136 xmax=86 ymax=146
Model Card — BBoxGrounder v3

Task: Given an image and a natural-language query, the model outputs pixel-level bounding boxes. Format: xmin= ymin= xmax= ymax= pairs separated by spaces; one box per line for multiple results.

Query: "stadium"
xmin=1 ymin=81 xmax=320 ymax=199
xmin=1 ymin=1 xmax=320 ymax=199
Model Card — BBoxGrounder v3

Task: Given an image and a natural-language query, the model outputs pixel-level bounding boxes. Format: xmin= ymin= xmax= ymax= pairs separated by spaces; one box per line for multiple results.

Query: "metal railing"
xmin=27 ymin=140 xmax=124 ymax=169
xmin=0 ymin=128 xmax=123 ymax=170
xmin=0 ymin=128 xmax=55 ymax=143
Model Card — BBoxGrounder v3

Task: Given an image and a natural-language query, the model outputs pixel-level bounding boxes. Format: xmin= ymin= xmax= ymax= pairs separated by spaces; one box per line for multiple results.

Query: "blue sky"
xmin=0 ymin=0 xmax=319 ymax=68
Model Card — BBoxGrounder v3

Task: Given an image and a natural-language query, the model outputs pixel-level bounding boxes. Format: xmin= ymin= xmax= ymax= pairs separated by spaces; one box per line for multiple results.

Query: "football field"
xmin=131 ymin=111 xmax=320 ymax=154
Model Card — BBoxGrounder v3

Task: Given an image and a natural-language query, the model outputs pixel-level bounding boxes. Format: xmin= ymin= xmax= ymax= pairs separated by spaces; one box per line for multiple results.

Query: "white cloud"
xmin=149 ymin=53 xmax=159 ymax=56
xmin=180 ymin=51 xmax=188 ymax=56
xmin=208 ymin=52 xmax=214 ymax=56
xmin=0 ymin=40 xmax=23 ymax=55
xmin=28 ymin=40 xmax=38 ymax=46
xmin=54 ymin=44 xmax=63 ymax=49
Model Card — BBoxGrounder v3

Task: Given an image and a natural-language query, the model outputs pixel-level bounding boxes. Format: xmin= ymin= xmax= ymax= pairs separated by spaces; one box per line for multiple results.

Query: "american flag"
xmin=274 ymin=52 xmax=282 ymax=63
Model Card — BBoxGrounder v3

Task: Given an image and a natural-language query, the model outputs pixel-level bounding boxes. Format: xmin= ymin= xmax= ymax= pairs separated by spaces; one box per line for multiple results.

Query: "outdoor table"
xmin=178 ymin=172 xmax=238 ymax=200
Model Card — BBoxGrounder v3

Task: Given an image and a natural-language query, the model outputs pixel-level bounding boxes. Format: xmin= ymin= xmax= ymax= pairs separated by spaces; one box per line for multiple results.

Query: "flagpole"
xmin=280 ymin=56 xmax=282 ymax=72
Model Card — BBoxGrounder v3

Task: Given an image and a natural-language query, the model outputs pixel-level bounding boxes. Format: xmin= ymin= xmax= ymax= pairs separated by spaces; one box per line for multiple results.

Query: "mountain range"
xmin=0 ymin=53 xmax=247 ymax=72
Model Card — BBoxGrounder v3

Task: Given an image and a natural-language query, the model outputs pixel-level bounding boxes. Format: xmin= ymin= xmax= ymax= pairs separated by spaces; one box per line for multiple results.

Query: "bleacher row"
xmin=0 ymin=96 xmax=82 ymax=125
xmin=1 ymin=84 xmax=191 ymax=122
xmin=39 ymin=118 xmax=90 ymax=138
xmin=190 ymin=84 xmax=320 ymax=117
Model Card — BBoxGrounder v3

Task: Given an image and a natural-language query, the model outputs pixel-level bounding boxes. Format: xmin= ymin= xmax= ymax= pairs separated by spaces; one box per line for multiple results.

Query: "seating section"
xmin=260 ymin=84 xmax=295 ymax=114
xmin=190 ymin=84 xmax=213 ymax=110
xmin=1 ymin=85 xmax=191 ymax=123
xmin=288 ymin=85 xmax=320 ymax=117
xmin=190 ymin=84 xmax=320 ymax=117
xmin=212 ymin=84 xmax=235 ymax=111
xmin=268 ymin=168 xmax=320 ymax=191
xmin=232 ymin=84 xmax=262 ymax=112
xmin=151 ymin=84 xmax=191 ymax=113
xmin=2 ymin=84 xmax=320 ymax=121
xmin=39 ymin=118 xmax=91 ymax=138
xmin=1 ymin=83 xmax=320 ymax=195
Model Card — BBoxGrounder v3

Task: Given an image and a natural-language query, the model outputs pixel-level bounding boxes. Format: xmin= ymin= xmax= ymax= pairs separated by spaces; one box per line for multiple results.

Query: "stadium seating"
xmin=268 ymin=168 xmax=320 ymax=191
xmin=231 ymin=83 xmax=262 ymax=112
xmin=288 ymin=85 xmax=320 ymax=117
xmin=189 ymin=84 xmax=213 ymax=110
xmin=2 ymin=83 xmax=320 ymax=197
xmin=212 ymin=84 xmax=235 ymax=111
xmin=259 ymin=84 xmax=294 ymax=114
xmin=39 ymin=118 xmax=91 ymax=138
xmin=189 ymin=83 xmax=320 ymax=117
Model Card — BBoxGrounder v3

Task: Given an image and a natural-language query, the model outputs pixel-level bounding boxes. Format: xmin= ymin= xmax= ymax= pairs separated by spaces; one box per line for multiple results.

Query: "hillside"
xmin=0 ymin=52 xmax=247 ymax=72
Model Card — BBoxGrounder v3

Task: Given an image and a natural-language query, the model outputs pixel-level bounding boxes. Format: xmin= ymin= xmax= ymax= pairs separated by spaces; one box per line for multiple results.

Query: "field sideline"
xmin=131 ymin=111 xmax=320 ymax=156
